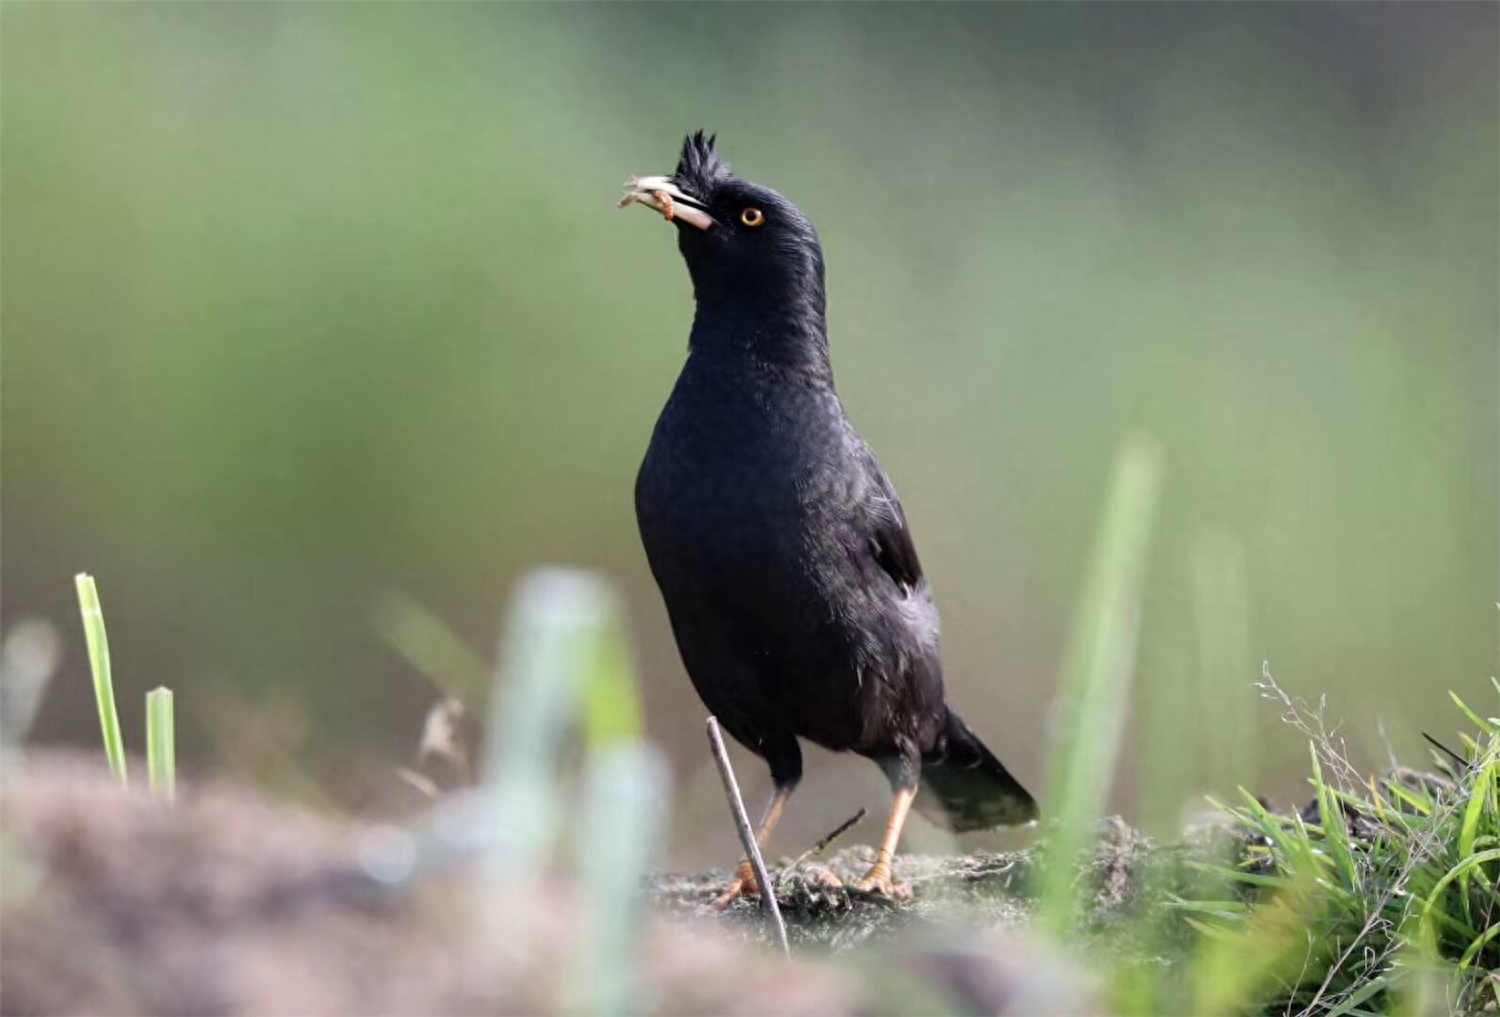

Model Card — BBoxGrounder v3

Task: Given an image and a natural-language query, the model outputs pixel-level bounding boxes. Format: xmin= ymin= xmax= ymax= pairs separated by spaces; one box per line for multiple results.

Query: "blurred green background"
xmin=4 ymin=3 xmax=1495 ymax=866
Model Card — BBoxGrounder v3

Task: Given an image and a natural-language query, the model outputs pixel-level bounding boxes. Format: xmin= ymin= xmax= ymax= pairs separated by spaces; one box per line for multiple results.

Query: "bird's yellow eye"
xmin=740 ymin=207 xmax=765 ymax=227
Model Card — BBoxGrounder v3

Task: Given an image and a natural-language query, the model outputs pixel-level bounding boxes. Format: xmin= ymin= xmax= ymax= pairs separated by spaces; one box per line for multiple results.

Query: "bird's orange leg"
xmin=709 ymin=785 xmax=792 ymax=909
xmin=853 ymin=786 xmax=916 ymax=899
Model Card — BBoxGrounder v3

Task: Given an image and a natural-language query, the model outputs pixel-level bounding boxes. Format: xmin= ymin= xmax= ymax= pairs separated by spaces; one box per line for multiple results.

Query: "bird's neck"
xmin=688 ymin=293 xmax=832 ymax=385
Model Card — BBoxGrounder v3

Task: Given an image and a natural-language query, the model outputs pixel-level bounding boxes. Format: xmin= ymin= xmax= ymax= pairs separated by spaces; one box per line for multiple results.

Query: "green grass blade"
xmin=1160 ymin=898 xmax=1252 ymax=914
xmin=1455 ymin=760 xmax=1494 ymax=922
xmin=1324 ymin=975 xmax=1390 ymax=1017
xmin=1038 ymin=436 xmax=1164 ymax=935
xmin=1420 ymin=901 xmax=1482 ymax=942
xmin=1385 ymin=781 xmax=1434 ymax=817
xmin=146 ymin=686 xmax=175 ymax=800
xmin=1312 ymin=744 xmax=1360 ymax=891
xmin=1449 ymin=691 xmax=1493 ymax=736
xmin=75 ymin=573 xmax=126 ymax=786
xmin=1185 ymin=861 xmax=1291 ymax=889
xmin=1339 ymin=785 xmax=1410 ymax=832
xmin=1456 ymin=917 xmax=1500 ymax=971
xmin=1420 ymin=848 xmax=1500 ymax=942
xmin=1237 ymin=786 xmax=1295 ymax=855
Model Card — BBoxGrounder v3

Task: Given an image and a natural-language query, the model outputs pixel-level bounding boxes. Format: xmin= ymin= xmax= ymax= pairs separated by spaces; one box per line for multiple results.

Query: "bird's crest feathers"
xmin=674 ymin=130 xmax=731 ymax=199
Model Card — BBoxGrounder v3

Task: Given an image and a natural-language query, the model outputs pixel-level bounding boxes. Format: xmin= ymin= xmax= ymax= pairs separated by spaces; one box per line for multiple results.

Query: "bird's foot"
xmin=851 ymin=862 xmax=910 ymax=901
xmin=707 ymin=860 xmax=759 ymax=911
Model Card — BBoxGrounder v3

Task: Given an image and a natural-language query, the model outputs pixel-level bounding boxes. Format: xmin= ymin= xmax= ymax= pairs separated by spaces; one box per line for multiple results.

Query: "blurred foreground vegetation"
xmin=2 ymin=3 xmax=1496 ymax=867
xmin=3 ymin=545 xmax=1496 ymax=1015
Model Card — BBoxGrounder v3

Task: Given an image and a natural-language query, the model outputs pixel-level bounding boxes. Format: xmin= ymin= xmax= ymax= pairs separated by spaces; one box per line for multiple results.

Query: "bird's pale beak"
xmin=618 ymin=176 xmax=714 ymax=231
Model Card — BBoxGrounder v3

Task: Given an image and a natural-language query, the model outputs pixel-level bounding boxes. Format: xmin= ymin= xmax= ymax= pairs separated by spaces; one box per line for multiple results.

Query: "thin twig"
xmin=1422 ymin=732 xmax=1468 ymax=775
xmin=778 ymin=808 xmax=867 ymax=889
xmin=705 ymin=716 xmax=789 ymax=956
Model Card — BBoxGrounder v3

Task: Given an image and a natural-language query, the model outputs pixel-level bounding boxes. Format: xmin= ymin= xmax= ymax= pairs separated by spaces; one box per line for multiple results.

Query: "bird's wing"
xmin=857 ymin=445 xmax=925 ymax=594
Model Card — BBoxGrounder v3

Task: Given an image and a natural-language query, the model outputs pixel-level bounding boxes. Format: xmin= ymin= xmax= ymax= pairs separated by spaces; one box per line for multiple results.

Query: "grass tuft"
xmin=1168 ymin=677 xmax=1500 ymax=1015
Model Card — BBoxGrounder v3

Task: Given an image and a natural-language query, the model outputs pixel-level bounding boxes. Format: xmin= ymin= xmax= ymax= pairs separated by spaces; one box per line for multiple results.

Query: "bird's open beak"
xmin=618 ymin=176 xmax=714 ymax=231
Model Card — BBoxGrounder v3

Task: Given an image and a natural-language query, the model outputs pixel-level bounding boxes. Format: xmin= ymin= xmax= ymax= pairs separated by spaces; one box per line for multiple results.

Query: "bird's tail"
xmin=917 ymin=710 xmax=1038 ymax=832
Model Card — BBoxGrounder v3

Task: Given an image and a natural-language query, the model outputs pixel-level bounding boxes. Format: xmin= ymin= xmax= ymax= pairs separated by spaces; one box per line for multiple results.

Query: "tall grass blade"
xmin=562 ymin=577 xmax=667 ymax=1013
xmin=1456 ymin=759 xmax=1493 ymax=923
xmin=570 ymin=745 xmax=670 ymax=1016
xmin=74 ymin=573 xmax=126 ymax=786
xmin=1039 ymin=436 xmax=1164 ymax=934
xmin=478 ymin=569 xmax=628 ymax=935
xmin=146 ymin=686 xmax=175 ymax=800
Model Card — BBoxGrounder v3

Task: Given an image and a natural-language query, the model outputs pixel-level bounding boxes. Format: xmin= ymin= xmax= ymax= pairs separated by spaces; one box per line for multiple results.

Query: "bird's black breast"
xmin=636 ymin=351 xmax=845 ymax=615
xmin=635 ymin=348 xmax=945 ymax=756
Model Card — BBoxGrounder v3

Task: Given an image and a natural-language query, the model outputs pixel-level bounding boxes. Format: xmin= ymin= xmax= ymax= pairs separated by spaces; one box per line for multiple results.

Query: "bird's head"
xmin=621 ymin=132 xmax=826 ymax=328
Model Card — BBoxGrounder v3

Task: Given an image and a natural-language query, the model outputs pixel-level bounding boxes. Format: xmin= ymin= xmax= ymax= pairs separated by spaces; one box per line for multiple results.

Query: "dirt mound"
xmin=2 ymin=753 xmax=874 ymax=1015
xmin=4 ymin=753 xmax=1112 ymax=1015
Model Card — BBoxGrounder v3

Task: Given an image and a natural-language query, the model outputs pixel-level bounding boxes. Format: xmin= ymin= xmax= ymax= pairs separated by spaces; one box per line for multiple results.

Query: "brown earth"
xmin=0 ymin=752 xmax=1148 ymax=1015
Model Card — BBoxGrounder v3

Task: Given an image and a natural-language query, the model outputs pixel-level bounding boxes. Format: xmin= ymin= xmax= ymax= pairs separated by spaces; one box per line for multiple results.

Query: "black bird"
xmin=625 ymin=133 xmax=1036 ymax=901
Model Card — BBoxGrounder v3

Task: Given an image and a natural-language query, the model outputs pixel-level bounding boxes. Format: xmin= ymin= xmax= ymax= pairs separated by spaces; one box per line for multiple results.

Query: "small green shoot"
xmin=146 ymin=686 xmax=175 ymax=800
xmin=75 ymin=573 xmax=126 ymax=786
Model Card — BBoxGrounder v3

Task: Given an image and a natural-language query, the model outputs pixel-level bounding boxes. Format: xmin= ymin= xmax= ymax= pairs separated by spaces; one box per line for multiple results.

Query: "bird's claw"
xmin=706 ymin=861 xmax=759 ymax=911
xmin=653 ymin=189 xmax=675 ymax=222
xmin=851 ymin=864 xmax=911 ymax=901
xmin=707 ymin=879 xmax=748 ymax=911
